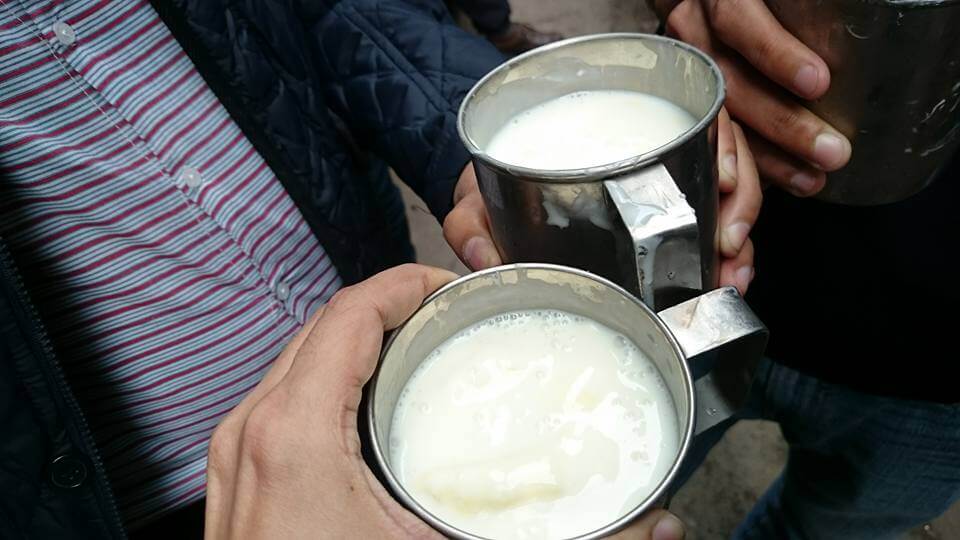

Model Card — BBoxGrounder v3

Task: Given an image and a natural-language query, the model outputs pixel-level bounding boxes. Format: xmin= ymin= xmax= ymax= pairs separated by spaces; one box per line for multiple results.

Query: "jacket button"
xmin=50 ymin=454 xmax=88 ymax=489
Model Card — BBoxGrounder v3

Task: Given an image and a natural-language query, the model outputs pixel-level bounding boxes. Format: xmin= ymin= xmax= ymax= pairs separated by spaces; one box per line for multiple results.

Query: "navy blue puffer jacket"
xmin=0 ymin=1 xmax=502 ymax=538
xmin=154 ymin=0 xmax=504 ymax=285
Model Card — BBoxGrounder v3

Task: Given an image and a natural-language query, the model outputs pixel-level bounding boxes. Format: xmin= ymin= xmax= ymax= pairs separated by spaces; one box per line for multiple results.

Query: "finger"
xmin=718 ymin=123 xmax=762 ymax=258
xmin=453 ymin=163 xmax=479 ymax=205
xmin=607 ymin=509 xmax=686 ymax=540
xmin=664 ymin=3 xmax=849 ymax=171
xmin=268 ymin=264 xmax=457 ymax=471
xmin=652 ymin=0 xmax=685 ymax=20
xmin=322 ymin=263 xmax=458 ymax=337
xmin=717 ymin=107 xmax=738 ymax=192
xmin=701 ymin=0 xmax=830 ymax=100
xmin=719 ymin=51 xmax=851 ymax=172
xmin=664 ymin=0 xmax=711 ymax=45
xmin=444 ymin=167 xmax=503 ymax=270
xmin=744 ymin=129 xmax=826 ymax=197
xmin=288 ymin=264 xmax=458 ymax=387
xmin=445 ymin=193 xmax=502 ymax=271
xmin=719 ymin=237 xmax=755 ymax=295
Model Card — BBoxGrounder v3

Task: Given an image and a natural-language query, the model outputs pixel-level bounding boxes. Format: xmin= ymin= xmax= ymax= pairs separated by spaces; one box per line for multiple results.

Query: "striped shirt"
xmin=0 ymin=0 xmax=341 ymax=527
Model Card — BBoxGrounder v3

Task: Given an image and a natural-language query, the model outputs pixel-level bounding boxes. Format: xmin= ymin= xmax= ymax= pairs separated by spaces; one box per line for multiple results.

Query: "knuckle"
xmin=443 ymin=199 xmax=483 ymax=240
xmin=442 ymin=205 xmax=464 ymax=236
xmin=395 ymin=262 xmax=423 ymax=275
xmin=770 ymin=106 xmax=805 ymax=139
xmin=382 ymin=263 xmax=425 ymax=290
xmin=666 ymin=2 xmax=702 ymax=42
xmin=240 ymin=394 xmax=293 ymax=470
xmin=708 ymin=1 xmax=779 ymax=66
xmin=750 ymin=36 xmax=779 ymax=67
xmin=393 ymin=264 xmax=434 ymax=309
xmin=705 ymin=0 xmax=740 ymax=29
xmin=327 ymin=282 xmax=382 ymax=327
xmin=207 ymin=423 xmax=237 ymax=475
xmin=326 ymin=285 xmax=363 ymax=312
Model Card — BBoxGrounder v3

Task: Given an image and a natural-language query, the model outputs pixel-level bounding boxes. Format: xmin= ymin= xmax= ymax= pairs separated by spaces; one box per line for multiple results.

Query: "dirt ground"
xmin=400 ymin=1 xmax=958 ymax=538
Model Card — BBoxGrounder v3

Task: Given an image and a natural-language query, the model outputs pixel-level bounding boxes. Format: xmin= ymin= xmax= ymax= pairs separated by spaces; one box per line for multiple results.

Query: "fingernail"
xmin=813 ymin=132 xmax=851 ymax=170
xmin=790 ymin=171 xmax=819 ymax=195
xmin=721 ymin=153 xmax=738 ymax=182
xmin=653 ymin=513 xmax=686 ymax=540
xmin=736 ymin=266 xmax=754 ymax=294
xmin=793 ymin=64 xmax=821 ymax=98
xmin=722 ymin=222 xmax=750 ymax=255
xmin=463 ymin=236 xmax=499 ymax=270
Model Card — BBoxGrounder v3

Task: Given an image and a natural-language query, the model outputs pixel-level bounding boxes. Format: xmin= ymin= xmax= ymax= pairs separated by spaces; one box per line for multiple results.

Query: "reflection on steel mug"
xmin=458 ymin=34 xmax=725 ymax=311
xmin=766 ymin=0 xmax=960 ymax=205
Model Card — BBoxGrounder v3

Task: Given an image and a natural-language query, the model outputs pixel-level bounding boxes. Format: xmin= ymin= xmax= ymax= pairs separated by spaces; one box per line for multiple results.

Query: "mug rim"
xmin=366 ymin=263 xmax=698 ymax=540
xmin=456 ymin=33 xmax=726 ymax=184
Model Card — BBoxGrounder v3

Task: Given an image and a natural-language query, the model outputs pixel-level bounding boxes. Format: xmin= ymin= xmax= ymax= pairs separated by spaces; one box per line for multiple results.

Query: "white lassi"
xmin=389 ymin=310 xmax=680 ymax=540
xmin=485 ymin=90 xmax=697 ymax=170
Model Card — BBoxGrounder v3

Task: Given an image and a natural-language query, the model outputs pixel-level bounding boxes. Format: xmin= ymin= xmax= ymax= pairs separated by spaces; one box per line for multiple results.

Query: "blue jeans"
xmin=676 ymin=358 xmax=960 ymax=540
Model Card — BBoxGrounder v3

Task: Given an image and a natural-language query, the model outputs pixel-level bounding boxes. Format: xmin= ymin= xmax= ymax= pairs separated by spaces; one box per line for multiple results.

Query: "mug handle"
xmin=604 ymin=163 xmax=701 ymax=311
xmin=657 ymin=286 xmax=769 ymax=435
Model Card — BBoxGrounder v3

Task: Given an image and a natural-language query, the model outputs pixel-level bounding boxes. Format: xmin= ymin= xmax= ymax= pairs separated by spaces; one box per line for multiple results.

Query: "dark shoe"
xmin=488 ymin=23 xmax=563 ymax=55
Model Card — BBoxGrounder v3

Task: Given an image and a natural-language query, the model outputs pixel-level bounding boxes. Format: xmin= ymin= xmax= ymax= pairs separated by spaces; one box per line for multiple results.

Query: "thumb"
xmin=287 ymin=264 xmax=458 ymax=387
xmin=444 ymin=166 xmax=503 ymax=270
xmin=701 ymin=0 xmax=830 ymax=100
xmin=323 ymin=263 xmax=459 ymax=331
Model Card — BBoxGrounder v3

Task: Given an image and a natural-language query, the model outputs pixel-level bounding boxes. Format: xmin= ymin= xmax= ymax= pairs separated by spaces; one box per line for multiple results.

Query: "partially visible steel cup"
xmin=367 ymin=264 xmax=767 ymax=540
xmin=766 ymin=0 xmax=960 ymax=205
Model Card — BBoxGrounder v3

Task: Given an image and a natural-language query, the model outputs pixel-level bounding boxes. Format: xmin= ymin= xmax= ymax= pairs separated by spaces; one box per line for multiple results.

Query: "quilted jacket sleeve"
xmin=306 ymin=0 xmax=505 ymax=219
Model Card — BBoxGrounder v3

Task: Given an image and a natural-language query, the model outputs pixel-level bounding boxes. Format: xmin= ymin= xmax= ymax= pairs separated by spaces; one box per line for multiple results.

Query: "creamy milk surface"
xmin=485 ymin=90 xmax=697 ymax=171
xmin=389 ymin=310 xmax=680 ymax=540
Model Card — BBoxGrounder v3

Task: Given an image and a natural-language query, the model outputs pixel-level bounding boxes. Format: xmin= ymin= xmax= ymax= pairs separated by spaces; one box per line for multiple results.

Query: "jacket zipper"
xmin=0 ymin=242 xmax=127 ymax=539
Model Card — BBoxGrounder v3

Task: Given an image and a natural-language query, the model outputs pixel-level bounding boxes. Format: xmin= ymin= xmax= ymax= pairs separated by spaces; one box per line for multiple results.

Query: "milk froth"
xmin=389 ymin=310 xmax=680 ymax=539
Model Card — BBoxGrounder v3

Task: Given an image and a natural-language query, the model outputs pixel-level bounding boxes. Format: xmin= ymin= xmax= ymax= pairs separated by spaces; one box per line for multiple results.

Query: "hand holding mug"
xmin=652 ymin=0 xmax=852 ymax=197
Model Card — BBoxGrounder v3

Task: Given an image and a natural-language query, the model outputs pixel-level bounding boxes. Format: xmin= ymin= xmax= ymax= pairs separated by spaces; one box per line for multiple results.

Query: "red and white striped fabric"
xmin=0 ymin=0 xmax=341 ymax=527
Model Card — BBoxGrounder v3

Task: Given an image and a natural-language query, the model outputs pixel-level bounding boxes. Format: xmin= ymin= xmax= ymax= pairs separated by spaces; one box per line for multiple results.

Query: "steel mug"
xmin=457 ymin=34 xmax=725 ymax=311
xmin=367 ymin=264 xmax=768 ymax=540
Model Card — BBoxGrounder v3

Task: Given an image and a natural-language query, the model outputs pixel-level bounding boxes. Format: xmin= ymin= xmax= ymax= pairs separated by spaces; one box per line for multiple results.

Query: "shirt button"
xmin=275 ymin=281 xmax=291 ymax=302
xmin=180 ymin=166 xmax=203 ymax=188
xmin=50 ymin=454 xmax=87 ymax=489
xmin=52 ymin=21 xmax=77 ymax=47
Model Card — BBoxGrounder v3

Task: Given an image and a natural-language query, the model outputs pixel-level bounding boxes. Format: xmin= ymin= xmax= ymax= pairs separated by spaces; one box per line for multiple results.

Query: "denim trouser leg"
xmin=670 ymin=358 xmax=772 ymax=491
xmin=675 ymin=358 xmax=960 ymax=540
